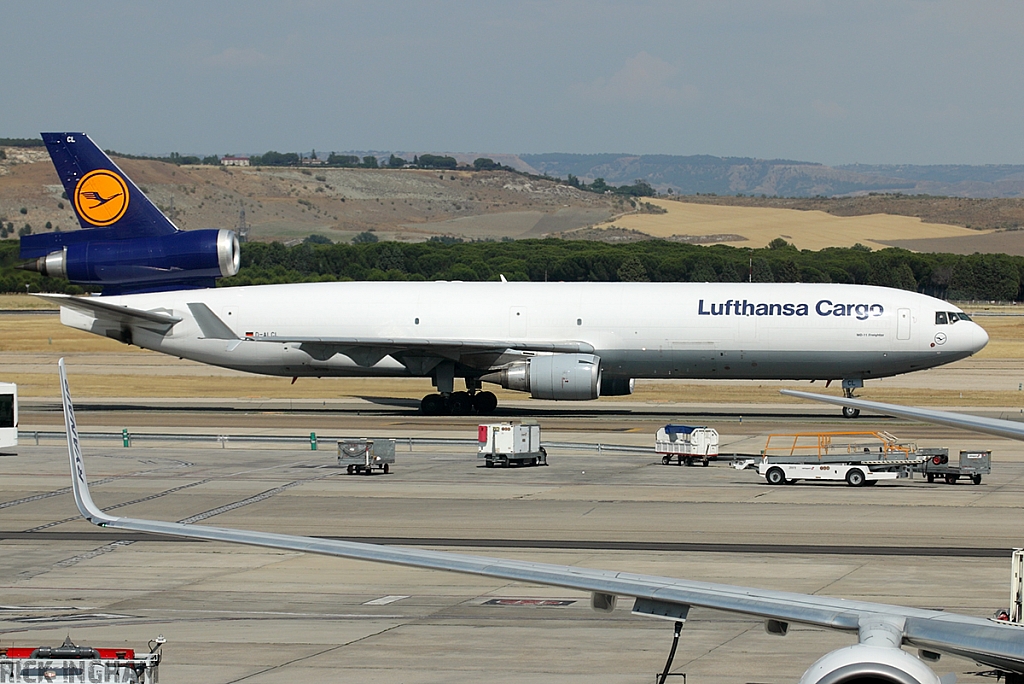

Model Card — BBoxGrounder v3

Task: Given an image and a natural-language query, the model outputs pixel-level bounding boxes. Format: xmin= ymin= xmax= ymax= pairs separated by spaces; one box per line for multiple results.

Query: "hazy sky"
xmin=3 ymin=1 xmax=1022 ymax=165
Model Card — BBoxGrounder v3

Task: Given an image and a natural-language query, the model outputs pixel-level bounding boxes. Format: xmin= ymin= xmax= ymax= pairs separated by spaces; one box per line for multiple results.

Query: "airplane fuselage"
xmin=62 ymin=280 xmax=988 ymax=384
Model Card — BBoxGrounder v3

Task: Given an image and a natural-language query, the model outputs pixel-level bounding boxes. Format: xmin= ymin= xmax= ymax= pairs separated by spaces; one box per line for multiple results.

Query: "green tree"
xmin=473 ymin=157 xmax=499 ymax=170
xmin=388 ymin=155 xmax=407 ymax=168
xmin=327 ymin=153 xmax=360 ymax=167
xmin=418 ymin=154 xmax=457 ymax=169
xmin=750 ymin=257 xmax=774 ymax=282
xmin=362 ymin=156 xmax=379 ymax=169
xmin=352 ymin=231 xmax=379 ymax=244
xmin=616 ymin=255 xmax=649 ymax=282
xmin=588 ymin=178 xmax=609 ymax=193
xmin=303 ymin=234 xmax=333 ymax=245
xmin=690 ymin=261 xmax=717 ymax=282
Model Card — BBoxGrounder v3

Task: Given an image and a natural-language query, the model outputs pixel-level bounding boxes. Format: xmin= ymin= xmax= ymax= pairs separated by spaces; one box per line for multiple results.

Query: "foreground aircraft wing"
xmin=781 ymin=390 xmax=1024 ymax=441
xmin=57 ymin=359 xmax=1024 ymax=678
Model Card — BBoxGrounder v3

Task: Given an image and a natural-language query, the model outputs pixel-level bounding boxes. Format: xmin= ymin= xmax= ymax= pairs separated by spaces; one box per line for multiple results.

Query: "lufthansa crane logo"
xmin=74 ymin=169 xmax=129 ymax=226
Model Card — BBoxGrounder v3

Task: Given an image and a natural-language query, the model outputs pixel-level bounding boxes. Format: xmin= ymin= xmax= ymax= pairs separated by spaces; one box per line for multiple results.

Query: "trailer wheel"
xmin=701 ymin=458 xmax=709 ymax=467
xmin=662 ymin=455 xmax=670 ymax=465
xmin=765 ymin=467 xmax=786 ymax=485
xmin=383 ymin=463 xmax=390 ymax=474
xmin=363 ymin=467 xmax=372 ymax=475
xmin=926 ymin=473 xmax=935 ymax=483
xmin=485 ymin=460 xmax=494 ymax=468
xmin=972 ymin=474 xmax=982 ymax=485
xmin=347 ymin=465 xmax=355 ymax=475
xmin=945 ymin=474 xmax=958 ymax=484
xmin=845 ymin=468 xmax=866 ymax=487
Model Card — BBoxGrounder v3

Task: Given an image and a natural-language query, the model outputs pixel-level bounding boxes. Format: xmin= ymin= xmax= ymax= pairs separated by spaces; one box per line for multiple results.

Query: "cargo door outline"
xmin=897 ymin=308 xmax=911 ymax=340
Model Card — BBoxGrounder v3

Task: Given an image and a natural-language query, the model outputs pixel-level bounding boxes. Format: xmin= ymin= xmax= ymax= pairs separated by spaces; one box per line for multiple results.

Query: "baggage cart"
xmin=917 ymin=447 xmax=990 ymax=485
xmin=338 ymin=438 xmax=395 ymax=475
xmin=655 ymin=425 xmax=718 ymax=466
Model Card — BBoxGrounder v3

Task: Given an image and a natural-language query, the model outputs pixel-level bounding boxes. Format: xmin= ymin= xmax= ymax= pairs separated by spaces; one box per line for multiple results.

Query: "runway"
xmin=3 ymin=409 xmax=1024 ymax=683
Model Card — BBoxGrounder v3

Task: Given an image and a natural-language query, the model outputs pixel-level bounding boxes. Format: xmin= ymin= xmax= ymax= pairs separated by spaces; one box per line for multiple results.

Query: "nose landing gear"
xmin=841 ymin=379 xmax=862 ymax=419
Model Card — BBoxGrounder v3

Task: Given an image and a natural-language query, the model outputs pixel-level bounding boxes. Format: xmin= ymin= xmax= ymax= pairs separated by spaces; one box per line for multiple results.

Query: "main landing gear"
xmin=420 ymin=390 xmax=497 ymax=416
xmin=420 ymin=365 xmax=497 ymax=415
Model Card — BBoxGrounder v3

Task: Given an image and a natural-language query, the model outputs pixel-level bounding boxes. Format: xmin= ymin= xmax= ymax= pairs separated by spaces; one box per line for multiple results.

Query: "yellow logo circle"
xmin=74 ymin=170 xmax=129 ymax=226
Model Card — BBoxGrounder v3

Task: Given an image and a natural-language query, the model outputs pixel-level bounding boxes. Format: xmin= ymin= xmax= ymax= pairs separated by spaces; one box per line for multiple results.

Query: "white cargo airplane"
xmin=58 ymin=359 xmax=1024 ymax=683
xmin=26 ymin=133 xmax=989 ymax=415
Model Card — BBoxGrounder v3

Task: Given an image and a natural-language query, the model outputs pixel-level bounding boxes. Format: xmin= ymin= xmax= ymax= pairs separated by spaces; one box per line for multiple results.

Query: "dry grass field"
xmin=593 ymin=198 xmax=988 ymax=250
xmin=2 ymin=304 xmax=1024 ymax=408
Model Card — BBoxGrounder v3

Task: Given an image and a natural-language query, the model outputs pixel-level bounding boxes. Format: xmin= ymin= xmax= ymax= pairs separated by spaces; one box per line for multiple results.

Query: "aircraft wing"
xmin=781 ymin=390 xmax=1024 ymax=441
xmin=255 ymin=336 xmax=594 ymax=354
xmin=56 ymin=359 xmax=1024 ymax=677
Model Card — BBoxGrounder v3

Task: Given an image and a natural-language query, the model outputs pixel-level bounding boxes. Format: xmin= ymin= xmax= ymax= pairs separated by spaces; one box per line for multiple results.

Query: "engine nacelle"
xmin=601 ymin=376 xmax=634 ymax=396
xmin=799 ymin=644 xmax=940 ymax=684
xmin=483 ymin=354 xmax=602 ymax=400
xmin=25 ymin=229 xmax=239 ymax=294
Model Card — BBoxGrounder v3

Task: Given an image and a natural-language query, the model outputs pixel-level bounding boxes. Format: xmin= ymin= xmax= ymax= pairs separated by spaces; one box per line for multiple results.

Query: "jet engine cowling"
xmin=483 ymin=353 xmax=602 ymax=400
xmin=798 ymin=644 xmax=940 ymax=684
xmin=24 ymin=229 xmax=239 ymax=294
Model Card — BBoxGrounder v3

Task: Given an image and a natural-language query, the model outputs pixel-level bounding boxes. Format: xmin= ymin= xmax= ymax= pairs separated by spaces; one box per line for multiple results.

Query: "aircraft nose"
xmin=969 ymin=322 xmax=989 ymax=353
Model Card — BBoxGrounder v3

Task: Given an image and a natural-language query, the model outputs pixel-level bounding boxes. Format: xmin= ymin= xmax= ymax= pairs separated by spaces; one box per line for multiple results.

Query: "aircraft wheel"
xmin=842 ymin=406 xmax=861 ymax=419
xmin=765 ymin=467 xmax=786 ymax=485
xmin=473 ymin=391 xmax=498 ymax=414
xmin=449 ymin=391 xmax=473 ymax=415
xmin=420 ymin=393 xmax=446 ymax=415
xmin=846 ymin=468 xmax=866 ymax=487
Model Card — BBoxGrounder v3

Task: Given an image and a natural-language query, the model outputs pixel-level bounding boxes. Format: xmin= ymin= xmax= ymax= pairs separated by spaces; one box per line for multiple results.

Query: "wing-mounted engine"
xmin=18 ymin=132 xmax=240 ymax=295
xmin=798 ymin=644 xmax=940 ymax=684
xmin=481 ymin=353 xmax=602 ymax=400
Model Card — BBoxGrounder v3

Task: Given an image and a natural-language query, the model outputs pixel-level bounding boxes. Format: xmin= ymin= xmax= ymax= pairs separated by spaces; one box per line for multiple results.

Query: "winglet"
xmin=59 ymin=358 xmax=117 ymax=524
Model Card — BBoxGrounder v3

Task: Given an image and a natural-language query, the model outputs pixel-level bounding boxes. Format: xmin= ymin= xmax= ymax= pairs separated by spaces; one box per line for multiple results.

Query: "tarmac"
xmin=3 ymin=402 xmax=1024 ymax=683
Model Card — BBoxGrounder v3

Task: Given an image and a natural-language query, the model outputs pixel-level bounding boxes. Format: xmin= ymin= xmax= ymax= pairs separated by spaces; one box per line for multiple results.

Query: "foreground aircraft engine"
xmin=798 ymin=644 xmax=940 ymax=684
xmin=482 ymin=353 xmax=602 ymax=400
xmin=23 ymin=229 xmax=239 ymax=292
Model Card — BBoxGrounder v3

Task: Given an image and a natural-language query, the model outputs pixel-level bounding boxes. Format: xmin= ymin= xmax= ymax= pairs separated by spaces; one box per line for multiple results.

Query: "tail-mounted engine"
xmin=482 ymin=353 xmax=602 ymax=400
xmin=21 ymin=228 xmax=239 ymax=294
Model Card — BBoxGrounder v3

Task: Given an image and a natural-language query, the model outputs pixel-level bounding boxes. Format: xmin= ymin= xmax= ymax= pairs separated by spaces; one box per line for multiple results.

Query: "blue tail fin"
xmin=20 ymin=133 xmax=179 ymax=259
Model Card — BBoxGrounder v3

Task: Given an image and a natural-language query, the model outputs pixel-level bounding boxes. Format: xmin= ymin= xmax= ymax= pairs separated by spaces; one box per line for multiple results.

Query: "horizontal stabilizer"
xmin=36 ymin=293 xmax=181 ymax=329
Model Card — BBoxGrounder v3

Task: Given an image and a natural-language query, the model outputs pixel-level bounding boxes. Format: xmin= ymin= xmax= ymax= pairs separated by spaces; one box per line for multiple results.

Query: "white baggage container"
xmin=478 ymin=423 xmax=547 ymax=467
xmin=655 ymin=425 xmax=718 ymax=466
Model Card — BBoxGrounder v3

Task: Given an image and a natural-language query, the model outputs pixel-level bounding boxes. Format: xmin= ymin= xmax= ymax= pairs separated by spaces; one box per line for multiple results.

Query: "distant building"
xmin=221 ymin=156 xmax=250 ymax=167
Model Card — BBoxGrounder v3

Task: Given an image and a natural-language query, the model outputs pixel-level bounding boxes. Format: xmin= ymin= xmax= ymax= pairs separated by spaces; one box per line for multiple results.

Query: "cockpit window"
xmin=937 ymin=311 xmax=971 ymax=324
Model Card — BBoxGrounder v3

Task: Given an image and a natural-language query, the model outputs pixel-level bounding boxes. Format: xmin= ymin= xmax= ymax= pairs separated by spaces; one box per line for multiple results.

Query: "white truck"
xmin=478 ymin=422 xmax=547 ymax=467
xmin=655 ymin=425 xmax=718 ymax=466
xmin=0 ymin=382 xmax=16 ymax=451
